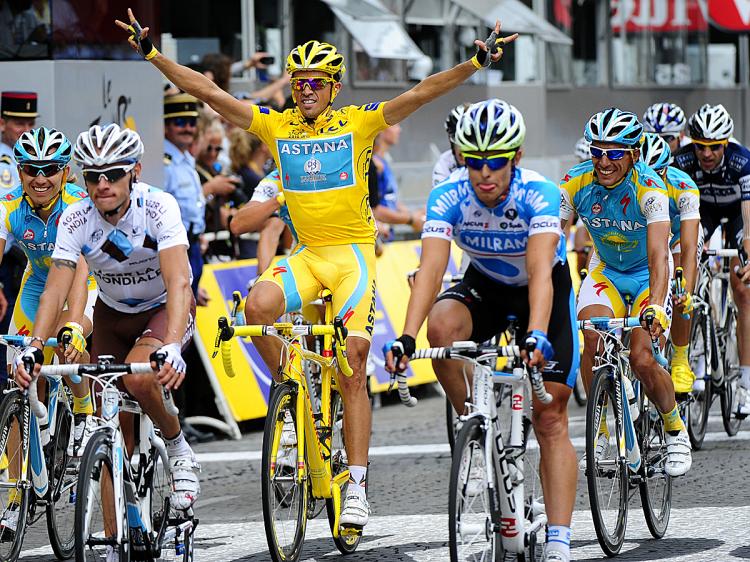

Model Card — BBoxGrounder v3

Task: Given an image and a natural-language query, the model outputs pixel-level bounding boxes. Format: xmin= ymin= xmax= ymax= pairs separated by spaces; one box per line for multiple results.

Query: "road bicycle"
xmin=215 ymin=288 xmax=358 ymax=562
xmin=685 ymin=248 xmax=744 ymax=448
xmin=579 ymin=314 xmax=672 ymax=556
xmin=0 ymin=335 xmax=78 ymax=562
xmin=33 ymin=356 xmax=197 ymax=561
xmin=394 ymin=339 xmax=551 ymax=561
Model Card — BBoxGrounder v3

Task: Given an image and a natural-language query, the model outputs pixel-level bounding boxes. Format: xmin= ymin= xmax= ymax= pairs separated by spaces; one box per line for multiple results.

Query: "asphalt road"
xmin=18 ymin=386 xmax=750 ymax=561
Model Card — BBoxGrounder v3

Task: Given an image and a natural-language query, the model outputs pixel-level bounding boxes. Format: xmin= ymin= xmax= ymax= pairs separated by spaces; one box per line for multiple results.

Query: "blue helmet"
xmin=640 ymin=133 xmax=672 ymax=172
xmin=584 ymin=108 xmax=643 ymax=147
xmin=13 ymin=127 xmax=72 ymax=165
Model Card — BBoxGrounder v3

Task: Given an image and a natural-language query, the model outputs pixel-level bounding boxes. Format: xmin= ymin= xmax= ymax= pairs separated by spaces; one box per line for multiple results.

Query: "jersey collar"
xmin=292 ymin=105 xmax=335 ymax=132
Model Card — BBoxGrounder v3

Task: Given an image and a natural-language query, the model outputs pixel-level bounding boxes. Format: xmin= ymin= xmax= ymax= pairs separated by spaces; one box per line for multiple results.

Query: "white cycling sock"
xmin=348 ymin=465 xmax=367 ymax=496
xmin=165 ymin=431 xmax=192 ymax=458
xmin=741 ymin=366 xmax=750 ymax=389
xmin=546 ymin=525 xmax=571 ymax=560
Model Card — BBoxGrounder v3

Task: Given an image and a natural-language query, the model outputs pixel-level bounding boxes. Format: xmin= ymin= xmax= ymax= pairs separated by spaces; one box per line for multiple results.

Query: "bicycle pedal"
xmin=340 ymin=524 xmax=363 ymax=537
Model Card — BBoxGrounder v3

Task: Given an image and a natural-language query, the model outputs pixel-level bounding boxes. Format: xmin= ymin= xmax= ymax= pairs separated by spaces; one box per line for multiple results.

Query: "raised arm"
xmin=116 ymin=9 xmax=252 ymax=129
xmin=382 ymin=22 xmax=517 ymax=126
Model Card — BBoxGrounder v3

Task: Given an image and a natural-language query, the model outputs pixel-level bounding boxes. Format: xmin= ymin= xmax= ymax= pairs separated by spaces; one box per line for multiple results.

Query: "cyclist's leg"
xmin=573 ymin=218 xmax=592 ymax=274
xmin=245 ymin=247 xmax=320 ymax=381
xmin=576 ymin=252 xmax=627 ymax=392
xmin=669 ymin=248 xmax=694 ymax=393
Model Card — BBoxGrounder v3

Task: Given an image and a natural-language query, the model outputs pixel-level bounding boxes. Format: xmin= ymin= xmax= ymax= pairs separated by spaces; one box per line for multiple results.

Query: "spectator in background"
xmin=372 ymin=124 xmax=424 ymax=242
xmin=0 ymin=91 xmax=36 ymax=191
xmin=201 ymin=51 xmax=272 ymax=93
xmin=228 ymin=128 xmax=271 ymax=200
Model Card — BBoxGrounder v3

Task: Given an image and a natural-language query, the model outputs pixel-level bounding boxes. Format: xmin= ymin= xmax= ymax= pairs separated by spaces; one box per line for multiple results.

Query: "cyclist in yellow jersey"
xmin=117 ymin=8 xmax=517 ymax=529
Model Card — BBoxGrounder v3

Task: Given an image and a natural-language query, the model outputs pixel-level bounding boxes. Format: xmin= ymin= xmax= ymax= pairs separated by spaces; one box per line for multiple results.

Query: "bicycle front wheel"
xmin=75 ymin=429 xmax=130 ymax=561
xmin=638 ymin=399 xmax=672 ymax=538
xmin=0 ymin=392 xmax=31 ymax=562
xmin=721 ymin=306 xmax=743 ymax=436
xmin=448 ymin=416 xmax=502 ymax=562
xmin=687 ymin=311 xmax=711 ymax=449
xmin=46 ymin=396 xmax=76 ymax=560
xmin=585 ymin=368 xmax=628 ymax=556
xmin=262 ymin=381 xmax=308 ymax=562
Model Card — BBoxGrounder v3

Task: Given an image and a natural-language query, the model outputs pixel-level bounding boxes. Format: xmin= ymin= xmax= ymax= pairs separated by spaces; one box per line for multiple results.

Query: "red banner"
xmin=610 ymin=0 xmax=708 ymax=32
xmin=710 ymin=0 xmax=750 ymax=30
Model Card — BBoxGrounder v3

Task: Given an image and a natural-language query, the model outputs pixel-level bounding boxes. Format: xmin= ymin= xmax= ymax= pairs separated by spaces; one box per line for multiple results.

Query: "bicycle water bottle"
xmin=621 ymin=375 xmax=639 ymax=421
xmin=175 ymin=534 xmax=185 ymax=556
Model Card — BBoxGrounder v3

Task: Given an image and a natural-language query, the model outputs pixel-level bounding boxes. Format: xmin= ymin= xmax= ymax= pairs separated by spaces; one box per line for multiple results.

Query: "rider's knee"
xmin=582 ymin=330 xmax=600 ymax=358
xmin=123 ymin=373 xmax=158 ymax=401
xmin=532 ymin=405 xmax=568 ymax=441
xmin=245 ymin=285 xmax=283 ymax=323
xmin=426 ymin=314 xmax=462 ymax=347
xmin=733 ymin=282 xmax=750 ymax=309
xmin=629 ymin=344 xmax=655 ymax=376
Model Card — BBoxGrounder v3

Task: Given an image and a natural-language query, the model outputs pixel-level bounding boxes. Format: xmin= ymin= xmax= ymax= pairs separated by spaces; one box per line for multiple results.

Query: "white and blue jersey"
xmin=423 ymin=167 xmax=566 ymax=287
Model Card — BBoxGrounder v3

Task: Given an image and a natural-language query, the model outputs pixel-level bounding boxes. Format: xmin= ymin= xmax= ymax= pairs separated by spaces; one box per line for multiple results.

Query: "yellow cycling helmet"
xmin=286 ymin=40 xmax=346 ymax=81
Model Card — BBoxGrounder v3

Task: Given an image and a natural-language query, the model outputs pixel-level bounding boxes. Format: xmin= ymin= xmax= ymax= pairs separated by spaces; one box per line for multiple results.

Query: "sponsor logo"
xmin=91 ymin=228 xmax=103 ymax=243
xmin=339 ymin=171 xmax=349 ymax=181
xmin=272 ymin=266 xmax=287 ymax=277
xmin=593 ymin=281 xmax=608 ymax=296
xmin=500 ymin=517 xmax=518 ymax=538
xmin=511 ymin=394 xmax=523 ymax=410
xmin=592 ymin=202 xmax=602 ymax=214
xmin=463 ymin=220 xmax=489 ymax=229
xmin=505 ymin=208 xmax=518 ymax=220
xmin=23 ymin=228 xmax=33 ymax=240
xmin=620 ymin=193 xmax=632 ymax=214
xmin=304 ymin=157 xmax=322 ymax=175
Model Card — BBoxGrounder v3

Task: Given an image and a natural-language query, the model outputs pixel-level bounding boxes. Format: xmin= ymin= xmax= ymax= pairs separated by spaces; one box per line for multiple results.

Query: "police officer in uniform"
xmin=0 ymin=91 xmax=38 ymax=193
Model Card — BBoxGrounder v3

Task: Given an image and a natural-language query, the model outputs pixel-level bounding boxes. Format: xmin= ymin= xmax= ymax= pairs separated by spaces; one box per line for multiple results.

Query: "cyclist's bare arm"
xmin=526 ymin=233 xmax=557 ymax=334
xmin=230 ymin=199 xmax=281 ymax=235
xmin=679 ymin=218 xmax=700 ymax=293
xmin=160 ymin=246 xmax=192 ymax=349
xmin=372 ymin=203 xmax=412 ymax=226
xmin=740 ymin=199 xmax=750 ymax=281
xmin=382 ymin=22 xmax=517 ymax=126
xmin=646 ymin=221 xmax=670 ymax=310
xmin=402 ymin=237 xmax=452 ymax=337
xmin=115 ymin=9 xmax=252 ymax=130
xmin=63 ymin=256 xmax=92 ymax=326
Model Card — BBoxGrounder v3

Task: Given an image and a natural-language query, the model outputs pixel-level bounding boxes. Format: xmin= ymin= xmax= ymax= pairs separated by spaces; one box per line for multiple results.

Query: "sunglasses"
xmin=20 ymin=162 xmax=65 ymax=177
xmin=693 ymin=139 xmax=727 ymax=152
xmin=590 ymin=146 xmax=636 ymax=160
xmin=169 ymin=116 xmax=197 ymax=128
xmin=290 ymin=77 xmax=336 ymax=92
xmin=462 ymin=151 xmax=516 ymax=171
xmin=83 ymin=168 xmax=130 ymax=185
xmin=206 ymin=144 xmax=223 ymax=153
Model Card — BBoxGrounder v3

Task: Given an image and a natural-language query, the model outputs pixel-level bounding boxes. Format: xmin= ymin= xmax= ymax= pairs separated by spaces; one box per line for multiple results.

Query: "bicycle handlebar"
xmin=578 ymin=316 xmax=668 ymax=367
xmin=703 ymin=248 xmax=738 ymax=258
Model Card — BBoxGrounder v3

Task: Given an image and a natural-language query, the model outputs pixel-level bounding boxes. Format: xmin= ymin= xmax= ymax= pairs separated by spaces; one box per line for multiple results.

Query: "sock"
xmin=741 ymin=366 xmax=750 ymax=389
xmin=546 ymin=525 xmax=571 ymax=559
xmin=661 ymin=404 xmax=685 ymax=435
xmin=165 ymin=431 xmax=192 ymax=458
xmin=73 ymin=392 xmax=94 ymax=415
xmin=672 ymin=344 xmax=689 ymax=365
xmin=348 ymin=465 xmax=367 ymax=496
xmin=7 ymin=484 xmax=19 ymax=506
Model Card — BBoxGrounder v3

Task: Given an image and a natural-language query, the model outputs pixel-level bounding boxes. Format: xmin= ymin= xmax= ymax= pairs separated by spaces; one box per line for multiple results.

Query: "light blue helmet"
xmin=584 ymin=108 xmax=643 ymax=147
xmin=13 ymin=127 xmax=72 ymax=165
xmin=640 ymin=133 xmax=672 ymax=172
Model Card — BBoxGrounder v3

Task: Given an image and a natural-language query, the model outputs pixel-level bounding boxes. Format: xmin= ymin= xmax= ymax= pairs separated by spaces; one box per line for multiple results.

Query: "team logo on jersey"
xmin=22 ymin=229 xmax=33 ymax=240
xmin=91 ymin=229 xmax=103 ymax=243
xmin=304 ymin=158 xmax=322 ymax=175
xmin=592 ymin=203 xmax=602 ymax=214
xmin=505 ymin=208 xmax=518 ymax=220
xmin=339 ymin=171 xmax=349 ymax=181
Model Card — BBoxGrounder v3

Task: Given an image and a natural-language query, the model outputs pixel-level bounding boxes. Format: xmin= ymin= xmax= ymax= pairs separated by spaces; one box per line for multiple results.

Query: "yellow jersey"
xmin=248 ymin=102 xmax=389 ymax=246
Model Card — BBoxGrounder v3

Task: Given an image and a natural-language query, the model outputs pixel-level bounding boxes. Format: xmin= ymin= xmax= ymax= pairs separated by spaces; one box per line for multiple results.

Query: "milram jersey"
xmin=560 ymin=160 xmax=670 ymax=272
xmin=247 ymin=103 xmax=389 ymax=247
xmin=0 ymin=182 xmax=88 ymax=284
xmin=674 ymin=141 xmax=750 ymax=208
xmin=249 ymin=169 xmax=298 ymax=243
xmin=664 ymin=166 xmax=700 ymax=245
xmin=423 ymin=167 xmax=566 ymax=286
xmin=52 ymin=182 xmax=190 ymax=314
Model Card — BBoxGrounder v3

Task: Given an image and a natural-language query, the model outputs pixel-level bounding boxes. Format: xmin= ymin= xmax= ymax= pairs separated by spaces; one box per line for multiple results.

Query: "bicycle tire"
xmin=446 ymin=396 xmax=457 ymax=452
xmin=326 ymin=389 xmax=362 ymax=554
xmin=262 ymin=381 xmax=308 ymax=562
xmin=687 ymin=312 xmax=711 ymax=449
xmin=448 ymin=416 xmax=502 ymax=562
xmin=637 ymin=398 xmax=672 ymax=538
xmin=573 ymin=370 xmax=587 ymax=407
xmin=721 ymin=306 xmax=743 ymax=436
xmin=46 ymin=397 xmax=76 ymax=560
xmin=585 ymin=368 xmax=628 ymax=556
xmin=0 ymin=391 xmax=32 ymax=562
xmin=75 ymin=429 xmax=130 ymax=561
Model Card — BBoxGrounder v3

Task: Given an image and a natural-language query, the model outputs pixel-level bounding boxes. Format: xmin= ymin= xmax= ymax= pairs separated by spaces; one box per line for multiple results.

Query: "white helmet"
xmin=688 ymin=104 xmax=734 ymax=141
xmin=642 ymin=103 xmax=686 ymax=135
xmin=574 ymin=137 xmax=590 ymax=161
xmin=454 ymin=99 xmax=525 ymax=153
xmin=73 ymin=123 xmax=144 ymax=171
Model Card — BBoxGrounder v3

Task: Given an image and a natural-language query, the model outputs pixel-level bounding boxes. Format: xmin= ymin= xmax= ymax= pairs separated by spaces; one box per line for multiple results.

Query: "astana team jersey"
xmin=664 ymin=166 xmax=700 ymax=246
xmin=423 ymin=167 xmax=566 ymax=286
xmin=247 ymin=103 xmax=390 ymax=247
xmin=52 ymin=182 xmax=190 ymax=313
xmin=560 ymin=161 xmax=670 ymax=272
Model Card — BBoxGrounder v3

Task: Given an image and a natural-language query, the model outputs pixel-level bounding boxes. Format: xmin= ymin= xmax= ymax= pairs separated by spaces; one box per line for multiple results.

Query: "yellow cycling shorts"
xmin=256 ymin=243 xmax=376 ymax=341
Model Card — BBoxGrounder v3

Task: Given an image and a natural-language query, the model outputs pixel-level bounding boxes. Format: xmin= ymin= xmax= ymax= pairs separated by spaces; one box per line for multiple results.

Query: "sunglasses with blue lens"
xmin=589 ymin=146 xmax=636 ymax=160
xmin=462 ymin=151 xmax=516 ymax=171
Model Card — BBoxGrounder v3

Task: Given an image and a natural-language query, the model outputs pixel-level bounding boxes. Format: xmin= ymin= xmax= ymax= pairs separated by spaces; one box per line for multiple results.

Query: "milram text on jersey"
xmin=247 ymin=102 xmax=390 ymax=247
xmin=560 ymin=160 xmax=670 ymax=272
xmin=52 ymin=182 xmax=192 ymax=314
xmin=423 ymin=167 xmax=566 ymax=286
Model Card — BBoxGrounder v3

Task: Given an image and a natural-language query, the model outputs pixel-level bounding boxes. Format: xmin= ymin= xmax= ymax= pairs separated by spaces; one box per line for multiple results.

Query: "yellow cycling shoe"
xmin=671 ymin=363 xmax=696 ymax=394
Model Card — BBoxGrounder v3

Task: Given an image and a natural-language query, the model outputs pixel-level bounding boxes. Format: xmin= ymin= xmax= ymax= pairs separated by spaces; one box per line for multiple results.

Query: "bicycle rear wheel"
xmin=46 ymin=396 xmax=77 ymax=560
xmin=262 ymin=381 xmax=308 ymax=562
xmin=585 ymin=368 xmax=628 ymax=556
xmin=75 ymin=429 xmax=130 ymax=561
xmin=448 ymin=416 xmax=502 ymax=562
xmin=687 ymin=312 xmax=711 ymax=449
xmin=326 ymin=389 xmax=362 ymax=554
xmin=573 ymin=370 xmax=587 ymax=407
xmin=637 ymin=398 xmax=672 ymax=539
xmin=721 ymin=306 xmax=743 ymax=436
xmin=0 ymin=392 xmax=31 ymax=562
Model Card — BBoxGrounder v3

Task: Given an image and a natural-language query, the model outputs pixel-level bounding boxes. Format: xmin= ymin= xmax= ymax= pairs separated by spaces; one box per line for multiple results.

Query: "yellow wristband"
xmin=470 ymin=55 xmax=483 ymax=70
xmin=275 ymin=192 xmax=286 ymax=206
xmin=145 ymin=46 xmax=159 ymax=61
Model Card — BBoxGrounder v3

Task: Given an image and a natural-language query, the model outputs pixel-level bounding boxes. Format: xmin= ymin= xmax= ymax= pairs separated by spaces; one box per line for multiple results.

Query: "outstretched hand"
xmin=474 ymin=20 xmax=518 ymax=64
xmin=115 ymin=8 xmax=153 ymax=57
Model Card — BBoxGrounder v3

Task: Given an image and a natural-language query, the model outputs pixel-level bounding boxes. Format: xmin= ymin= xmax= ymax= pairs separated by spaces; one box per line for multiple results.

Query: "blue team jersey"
xmin=0 ymin=183 xmax=89 ymax=285
xmin=423 ymin=167 xmax=566 ymax=286
xmin=560 ymin=161 xmax=670 ymax=272
xmin=664 ymin=166 xmax=700 ymax=246
xmin=674 ymin=141 xmax=750 ymax=207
